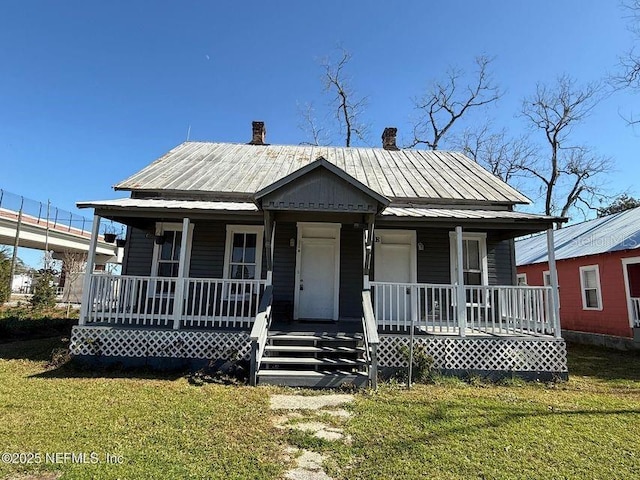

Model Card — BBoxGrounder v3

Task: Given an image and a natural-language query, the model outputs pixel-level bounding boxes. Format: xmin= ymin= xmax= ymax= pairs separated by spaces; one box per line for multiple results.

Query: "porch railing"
xmin=84 ymin=274 xmax=267 ymax=329
xmin=249 ymin=286 xmax=273 ymax=386
xmin=632 ymin=297 xmax=640 ymax=327
xmin=370 ymin=281 xmax=556 ymax=337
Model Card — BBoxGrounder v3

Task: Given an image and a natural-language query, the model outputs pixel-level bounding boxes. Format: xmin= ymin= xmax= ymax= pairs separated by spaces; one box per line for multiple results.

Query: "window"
xmin=157 ymin=230 xmax=182 ymax=278
xmin=151 ymin=222 xmax=194 ymax=295
xmin=580 ymin=265 xmax=602 ymax=310
xmin=449 ymin=232 xmax=488 ymax=286
xmin=223 ymin=225 xmax=264 ymax=285
xmin=517 ymin=273 xmax=528 ymax=286
xmin=543 ymin=271 xmax=551 ymax=286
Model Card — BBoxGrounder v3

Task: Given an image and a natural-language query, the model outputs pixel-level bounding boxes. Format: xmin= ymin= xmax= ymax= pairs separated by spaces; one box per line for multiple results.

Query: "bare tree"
xmin=321 ymin=49 xmax=369 ymax=147
xmin=61 ymin=249 xmax=87 ymax=315
xmin=297 ymin=102 xmax=330 ymax=146
xmin=454 ymin=125 xmax=535 ymax=187
xmin=614 ymin=1 xmax=640 ymax=124
xmin=520 ymin=75 xmax=612 ymax=219
xmin=409 ymin=56 xmax=501 ymax=150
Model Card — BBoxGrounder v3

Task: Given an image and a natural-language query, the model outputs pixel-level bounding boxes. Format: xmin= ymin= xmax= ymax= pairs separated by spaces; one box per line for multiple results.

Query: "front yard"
xmin=0 ymin=335 xmax=639 ymax=479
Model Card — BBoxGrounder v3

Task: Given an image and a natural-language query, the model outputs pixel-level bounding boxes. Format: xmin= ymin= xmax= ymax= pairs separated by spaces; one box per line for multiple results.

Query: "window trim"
xmin=517 ymin=273 xmax=528 ymax=286
xmin=223 ymin=224 xmax=264 ymax=283
xmin=579 ymin=264 xmax=603 ymax=311
xmin=621 ymin=256 xmax=640 ymax=327
xmin=448 ymin=232 xmax=489 ymax=286
xmin=543 ymin=270 xmax=551 ymax=286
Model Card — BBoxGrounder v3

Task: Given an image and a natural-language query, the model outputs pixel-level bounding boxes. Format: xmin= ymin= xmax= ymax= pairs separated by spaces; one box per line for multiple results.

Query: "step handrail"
xmin=249 ymin=285 xmax=273 ymax=386
xmin=362 ymin=290 xmax=379 ymax=389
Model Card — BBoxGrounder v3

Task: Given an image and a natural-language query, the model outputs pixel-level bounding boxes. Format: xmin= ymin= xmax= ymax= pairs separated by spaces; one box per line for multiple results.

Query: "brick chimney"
xmin=382 ymin=127 xmax=398 ymax=150
xmin=249 ymin=121 xmax=266 ymax=145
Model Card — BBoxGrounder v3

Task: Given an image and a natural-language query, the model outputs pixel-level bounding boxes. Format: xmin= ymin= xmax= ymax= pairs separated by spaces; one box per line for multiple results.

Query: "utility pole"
xmin=10 ymin=197 xmax=24 ymax=280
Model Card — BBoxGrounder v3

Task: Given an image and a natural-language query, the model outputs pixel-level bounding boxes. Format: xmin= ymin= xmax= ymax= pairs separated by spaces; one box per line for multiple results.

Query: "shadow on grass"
xmin=31 ymin=361 xmax=186 ymax=381
xmin=567 ymin=342 xmax=640 ymax=382
xmin=354 ymin=398 xmax=640 ymax=459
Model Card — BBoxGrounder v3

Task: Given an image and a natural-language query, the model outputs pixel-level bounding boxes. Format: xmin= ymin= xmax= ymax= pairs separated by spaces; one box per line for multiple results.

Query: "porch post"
xmin=546 ymin=227 xmax=561 ymax=338
xmin=79 ymin=214 xmax=101 ymax=325
xmin=172 ymin=217 xmax=191 ymax=330
xmin=455 ymin=226 xmax=467 ymax=337
xmin=264 ymin=211 xmax=274 ymax=286
xmin=363 ymin=214 xmax=375 ymax=290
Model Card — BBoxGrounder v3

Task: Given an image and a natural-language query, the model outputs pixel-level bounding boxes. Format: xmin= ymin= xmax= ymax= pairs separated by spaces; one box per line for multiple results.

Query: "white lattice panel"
xmin=70 ymin=326 xmax=251 ymax=361
xmin=379 ymin=335 xmax=567 ymax=373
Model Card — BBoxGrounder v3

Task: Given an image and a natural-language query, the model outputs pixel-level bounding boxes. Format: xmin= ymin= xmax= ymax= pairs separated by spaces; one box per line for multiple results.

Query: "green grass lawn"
xmin=1 ymin=336 xmax=639 ymax=480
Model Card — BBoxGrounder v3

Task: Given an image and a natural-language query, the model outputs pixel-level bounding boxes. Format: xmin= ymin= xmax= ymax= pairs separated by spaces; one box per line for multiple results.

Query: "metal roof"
xmin=382 ymin=207 xmax=557 ymax=221
xmin=515 ymin=207 xmax=640 ymax=266
xmin=77 ymin=198 xmax=259 ymax=212
xmin=114 ymin=142 xmax=530 ymax=205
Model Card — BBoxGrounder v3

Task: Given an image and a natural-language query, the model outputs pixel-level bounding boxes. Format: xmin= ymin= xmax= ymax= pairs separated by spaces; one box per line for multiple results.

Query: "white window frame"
xmin=517 ymin=273 xmax=528 ymax=286
xmin=449 ymin=232 xmax=489 ymax=286
xmin=150 ymin=221 xmax=194 ymax=297
xmin=223 ymin=225 xmax=264 ymax=299
xmin=543 ymin=270 xmax=551 ymax=286
xmin=579 ymin=264 xmax=603 ymax=311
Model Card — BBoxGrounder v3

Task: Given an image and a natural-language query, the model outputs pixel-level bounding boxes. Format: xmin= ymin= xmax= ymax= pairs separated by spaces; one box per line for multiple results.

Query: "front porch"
xmin=71 ymin=273 xmax=567 ymax=385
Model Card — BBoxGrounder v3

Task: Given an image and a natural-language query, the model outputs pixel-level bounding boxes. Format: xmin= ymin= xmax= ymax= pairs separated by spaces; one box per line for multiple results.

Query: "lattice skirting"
xmin=70 ymin=326 xmax=251 ymax=361
xmin=378 ymin=335 xmax=567 ymax=373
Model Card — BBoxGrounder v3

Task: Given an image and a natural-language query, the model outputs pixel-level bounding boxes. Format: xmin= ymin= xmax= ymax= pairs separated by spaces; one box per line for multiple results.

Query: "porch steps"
xmin=258 ymin=370 xmax=369 ymax=388
xmin=257 ymin=330 xmax=369 ymax=388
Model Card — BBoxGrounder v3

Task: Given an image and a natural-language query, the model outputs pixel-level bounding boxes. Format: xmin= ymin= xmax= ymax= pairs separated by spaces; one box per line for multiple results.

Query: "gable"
xmin=255 ymin=158 xmax=389 ymax=213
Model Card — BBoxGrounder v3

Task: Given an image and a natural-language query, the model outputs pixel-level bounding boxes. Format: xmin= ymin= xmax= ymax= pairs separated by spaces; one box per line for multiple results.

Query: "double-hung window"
xmin=449 ymin=232 xmax=488 ymax=304
xmin=151 ymin=222 xmax=193 ymax=295
xmin=580 ymin=265 xmax=602 ymax=310
xmin=223 ymin=225 xmax=264 ymax=298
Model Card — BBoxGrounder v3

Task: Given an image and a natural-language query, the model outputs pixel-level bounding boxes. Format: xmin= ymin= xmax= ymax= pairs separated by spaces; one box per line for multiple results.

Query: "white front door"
xmin=295 ymin=223 xmax=341 ymax=320
xmin=374 ymin=230 xmax=416 ymax=324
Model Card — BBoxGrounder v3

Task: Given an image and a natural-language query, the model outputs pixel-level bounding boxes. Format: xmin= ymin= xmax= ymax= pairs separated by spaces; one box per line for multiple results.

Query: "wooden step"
xmin=268 ymin=333 xmax=362 ymax=342
xmin=257 ymin=369 xmax=369 ymax=388
xmin=264 ymin=345 xmax=363 ymax=354
xmin=260 ymin=356 xmax=366 ymax=366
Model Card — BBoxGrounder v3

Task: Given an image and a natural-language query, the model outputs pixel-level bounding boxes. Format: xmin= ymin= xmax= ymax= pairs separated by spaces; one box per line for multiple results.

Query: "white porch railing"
xmin=84 ymin=274 xmax=267 ymax=329
xmin=370 ymin=281 xmax=557 ymax=337
xmin=632 ymin=297 xmax=640 ymax=327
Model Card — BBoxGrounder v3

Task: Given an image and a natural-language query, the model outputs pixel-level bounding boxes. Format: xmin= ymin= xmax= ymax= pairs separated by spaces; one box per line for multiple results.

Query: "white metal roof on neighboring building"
xmin=515 ymin=207 xmax=640 ymax=266
xmin=114 ymin=142 xmax=531 ymax=205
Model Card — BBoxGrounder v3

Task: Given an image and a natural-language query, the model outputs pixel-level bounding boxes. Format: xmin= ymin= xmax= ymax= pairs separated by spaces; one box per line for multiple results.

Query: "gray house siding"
xmin=339 ymin=227 xmax=363 ymax=318
xmin=487 ymin=234 xmax=515 ymax=285
xmin=272 ymin=222 xmax=297 ymax=318
xmin=122 ymin=220 xmax=267 ymax=279
xmin=122 ymin=227 xmax=153 ymax=276
xmin=371 ymin=227 xmax=516 ymax=286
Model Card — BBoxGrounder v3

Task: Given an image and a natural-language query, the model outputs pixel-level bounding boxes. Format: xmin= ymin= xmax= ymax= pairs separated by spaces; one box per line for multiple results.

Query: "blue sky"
xmin=1 ymin=1 xmax=639 ymax=266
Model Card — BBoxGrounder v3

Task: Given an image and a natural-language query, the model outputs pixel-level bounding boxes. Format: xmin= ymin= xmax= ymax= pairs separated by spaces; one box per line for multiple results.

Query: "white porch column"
xmin=172 ymin=217 xmax=191 ymax=329
xmin=455 ymin=226 xmax=467 ymax=337
xmin=79 ymin=214 xmax=101 ymax=325
xmin=546 ymin=227 xmax=562 ymax=338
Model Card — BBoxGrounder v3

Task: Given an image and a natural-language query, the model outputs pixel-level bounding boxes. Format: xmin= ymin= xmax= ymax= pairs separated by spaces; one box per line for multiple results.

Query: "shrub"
xmin=30 ymin=270 xmax=57 ymax=310
xmin=398 ymin=344 xmax=435 ymax=383
xmin=0 ymin=248 xmax=11 ymax=304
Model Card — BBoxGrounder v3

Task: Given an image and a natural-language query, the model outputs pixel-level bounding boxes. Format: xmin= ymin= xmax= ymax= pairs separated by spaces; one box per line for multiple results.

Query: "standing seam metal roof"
xmin=115 ymin=142 xmax=530 ymax=204
xmin=515 ymin=207 xmax=640 ymax=265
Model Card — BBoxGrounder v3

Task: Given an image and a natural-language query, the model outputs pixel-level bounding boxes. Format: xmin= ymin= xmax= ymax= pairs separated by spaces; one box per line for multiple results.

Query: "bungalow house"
xmin=516 ymin=207 xmax=640 ymax=349
xmin=71 ymin=122 xmax=568 ymax=386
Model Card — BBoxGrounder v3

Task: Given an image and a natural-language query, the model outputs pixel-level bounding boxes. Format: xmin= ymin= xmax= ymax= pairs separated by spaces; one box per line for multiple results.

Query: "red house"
xmin=516 ymin=207 xmax=640 ymax=349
